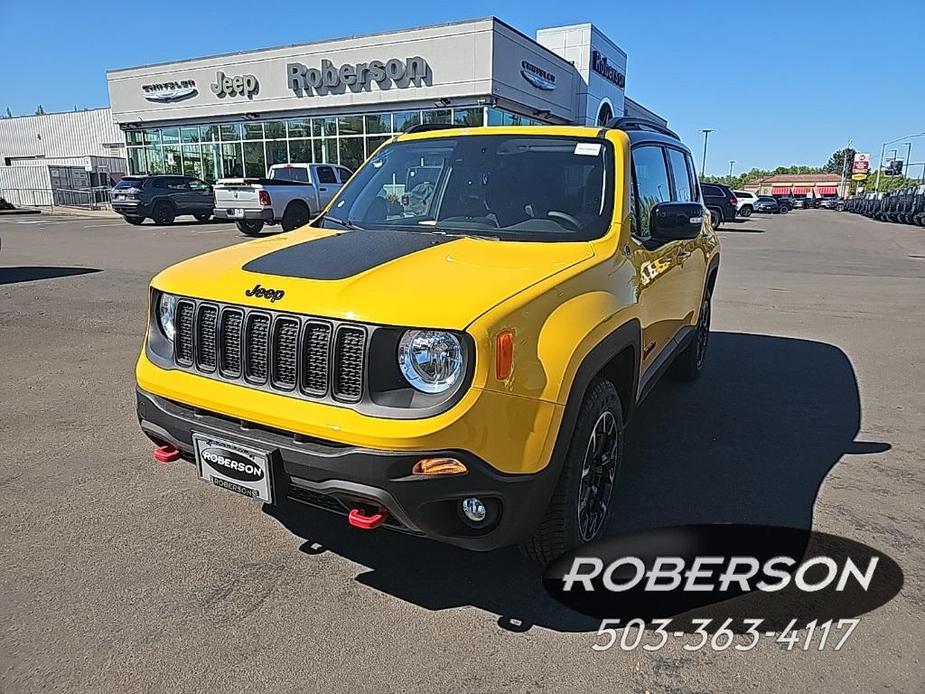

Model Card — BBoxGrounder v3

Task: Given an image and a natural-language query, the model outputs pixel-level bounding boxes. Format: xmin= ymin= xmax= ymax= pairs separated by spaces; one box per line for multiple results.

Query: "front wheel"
xmin=779 ymin=206 xmax=790 ymax=214
xmin=519 ymin=380 xmax=624 ymax=564
xmin=236 ymin=220 xmax=265 ymax=236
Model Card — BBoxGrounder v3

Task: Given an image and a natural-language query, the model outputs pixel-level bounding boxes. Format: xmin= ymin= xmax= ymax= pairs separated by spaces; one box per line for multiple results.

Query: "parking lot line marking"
xmin=83 ymin=223 xmax=128 ymax=228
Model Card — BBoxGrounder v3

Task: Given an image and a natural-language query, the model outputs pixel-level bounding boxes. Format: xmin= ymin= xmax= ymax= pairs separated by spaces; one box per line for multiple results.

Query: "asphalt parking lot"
xmin=1 ymin=210 xmax=923 ymax=693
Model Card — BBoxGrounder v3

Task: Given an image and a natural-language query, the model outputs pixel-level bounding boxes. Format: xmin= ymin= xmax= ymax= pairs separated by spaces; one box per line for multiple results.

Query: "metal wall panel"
xmin=0 ymin=108 xmax=125 ymax=162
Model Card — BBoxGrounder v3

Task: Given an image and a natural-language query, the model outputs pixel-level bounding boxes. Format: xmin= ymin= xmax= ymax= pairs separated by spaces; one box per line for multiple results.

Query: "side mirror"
xmin=650 ymin=202 xmax=705 ymax=241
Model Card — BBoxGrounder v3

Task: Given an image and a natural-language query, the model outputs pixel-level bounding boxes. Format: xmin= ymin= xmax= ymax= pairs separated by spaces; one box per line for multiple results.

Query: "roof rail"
xmin=403 ymin=123 xmax=462 ymax=134
xmin=604 ymin=117 xmax=680 ymax=140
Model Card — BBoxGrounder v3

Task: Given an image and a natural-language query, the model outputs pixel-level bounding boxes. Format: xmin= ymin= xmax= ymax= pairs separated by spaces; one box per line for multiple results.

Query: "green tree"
xmin=824 ymin=147 xmax=856 ymax=175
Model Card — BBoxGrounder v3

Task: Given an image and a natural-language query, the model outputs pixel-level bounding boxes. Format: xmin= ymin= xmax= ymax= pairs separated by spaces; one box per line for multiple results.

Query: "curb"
xmin=0 ymin=208 xmax=42 ymax=216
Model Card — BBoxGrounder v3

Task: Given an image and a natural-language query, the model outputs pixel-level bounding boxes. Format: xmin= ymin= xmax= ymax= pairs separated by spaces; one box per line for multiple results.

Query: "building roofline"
xmin=1 ymin=106 xmax=112 ymax=121
xmin=107 ymin=17 xmax=514 ymax=75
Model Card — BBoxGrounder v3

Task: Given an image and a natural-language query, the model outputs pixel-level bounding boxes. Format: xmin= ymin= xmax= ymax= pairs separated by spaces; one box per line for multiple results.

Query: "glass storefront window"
xmin=127 ymin=130 xmax=144 ymax=145
xmin=180 ymin=127 xmax=200 ymax=143
xmin=487 ymin=108 xmax=504 ymax=126
xmin=243 ymin=141 xmax=266 ymax=177
xmin=289 ymin=139 xmax=312 ymax=164
xmin=221 ymin=143 xmax=243 ymax=178
xmin=337 ymin=115 xmax=364 ymax=136
xmin=365 ymin=114 xmax=391 ymax=134
xmin=161 ymin=127 xmax=180 ymax=145
xmin=264 ymin=121 xmax=286 ymax=139
xmin=323 ymin=139 xmax=338 ymax=164
xmin=200 ymin=124 xmax=219 ymax=142
xmin=393 ymin=111 xmax=421 ymax=132
xmin=422 ymin=109 xmax=451 ymax=125
xmin=144 ymin=129 xmax=161 ymax=147
xmin=201 ymin=143 xmax=221 ymax=182
xmin=453 ymin=108 xmax=484 ymax=127
xmin=266 ymin=140 xmax=289 ymax=167
xmin=338 ymin=138 xmax=365 ymax=171
xmin=128 ymin=147 xmax=146 ymax=173
xmin=144 ymin=146 xmax=162 ymax=173
xmin=243 ymin=122 xmax=264 ymax=140
xmin=220 ymin=123 xmax=242 ymax=141
xmin=366 ymin=136 xmax=389 ymax=158
xmin=287 ymin=119 xmax=311 ymax=138
xmin=313 ymin=117 xmax=337 ymax=138
xmin=182 ymin=145 xmax=203 ymax=178
xmin=163 ymin=145 xmax=182 ymax=174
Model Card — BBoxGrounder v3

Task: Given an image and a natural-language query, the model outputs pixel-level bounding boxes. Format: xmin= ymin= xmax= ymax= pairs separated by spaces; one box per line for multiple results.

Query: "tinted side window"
xmin=667 ymin=149 xmax=693 ymax=202
xmin=188 ymin=179 xmax=209 ymax=192
xmin=632 ymin=145 xmax=671 ymax=237
xmin=701 ymin=184 xmax=720 ymax=197
xmin=337 ymin=167 xmax=353 ymax=183
xmin=317 ymin=166 xmax=337 ymax=184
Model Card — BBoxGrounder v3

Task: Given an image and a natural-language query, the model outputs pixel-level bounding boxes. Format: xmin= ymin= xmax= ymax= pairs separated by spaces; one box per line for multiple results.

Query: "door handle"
xmin=319 ymin=187 xmax=328 ymax=192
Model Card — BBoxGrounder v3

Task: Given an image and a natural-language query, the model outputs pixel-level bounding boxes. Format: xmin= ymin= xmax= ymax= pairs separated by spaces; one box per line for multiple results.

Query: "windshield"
xmin=270 ymin=167 xmax=309 ymax=182
xmin=318 ymin=135 xmax=614 ymax=241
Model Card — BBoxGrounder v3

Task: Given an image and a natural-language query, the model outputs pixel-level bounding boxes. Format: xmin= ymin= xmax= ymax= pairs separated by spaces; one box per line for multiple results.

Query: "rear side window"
xmin=317 ymin=166 xmax=337 ymax=184
xmin=270 ymin=166 xmax=309 ymax=182
xmin=114 ymin=177 xmax=144 ymax=189
xmin=632 ymin=145 xmax=671 ymax=237
xmin=667 ymin=149 xmax=693 ymax=202
xmin=701 ymin=184 xmax=720 ymax=196
xmin=337 ymin=167 xmax=353 ymax=183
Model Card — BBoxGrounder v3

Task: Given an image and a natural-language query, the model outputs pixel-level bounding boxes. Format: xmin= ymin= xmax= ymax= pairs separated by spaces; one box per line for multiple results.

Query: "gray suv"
xmin=111 ymin=175 xmax=214 ymax=225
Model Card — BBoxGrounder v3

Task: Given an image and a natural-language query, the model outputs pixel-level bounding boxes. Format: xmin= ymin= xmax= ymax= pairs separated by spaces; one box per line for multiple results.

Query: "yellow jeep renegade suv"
xmin=136 ymin=119 xmax=719 ymax=563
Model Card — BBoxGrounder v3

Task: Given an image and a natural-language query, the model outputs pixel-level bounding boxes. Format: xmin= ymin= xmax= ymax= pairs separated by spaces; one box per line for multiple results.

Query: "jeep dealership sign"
xmin=287 ymin=57 xmax=429 ymax=95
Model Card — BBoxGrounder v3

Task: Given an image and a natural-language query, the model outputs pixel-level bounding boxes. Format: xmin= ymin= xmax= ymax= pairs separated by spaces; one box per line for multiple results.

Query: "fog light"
xmin=461 ymin=497 xmax=487 ymax=523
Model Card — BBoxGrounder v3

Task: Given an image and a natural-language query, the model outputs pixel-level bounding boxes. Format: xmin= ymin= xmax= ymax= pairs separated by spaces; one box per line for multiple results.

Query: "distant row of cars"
xmin=698 ymin=183 xmax=848 ymax=228
xmin=842 ymin=186 xmax=925 ymax=226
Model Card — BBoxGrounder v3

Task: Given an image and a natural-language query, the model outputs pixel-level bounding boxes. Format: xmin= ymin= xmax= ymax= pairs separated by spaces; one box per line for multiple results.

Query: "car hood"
xmin=152 ymin=227 xmax=595 ymax=329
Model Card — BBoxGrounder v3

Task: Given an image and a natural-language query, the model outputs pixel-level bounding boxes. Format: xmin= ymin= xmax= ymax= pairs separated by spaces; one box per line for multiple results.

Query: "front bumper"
xmin=136 ymin=388 xmax=561 ymax=551
xmin=213 ymin=207 xmax=274 ymax=222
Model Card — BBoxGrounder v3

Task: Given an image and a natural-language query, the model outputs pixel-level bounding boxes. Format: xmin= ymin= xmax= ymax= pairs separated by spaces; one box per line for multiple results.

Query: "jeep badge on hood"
xmin=245 ymin=284 xmax=285 ymax=303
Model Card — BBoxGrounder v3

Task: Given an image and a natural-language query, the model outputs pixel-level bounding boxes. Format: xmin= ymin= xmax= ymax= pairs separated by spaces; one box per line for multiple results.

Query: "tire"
xmin=124 ymin=216 xmax=145 ymax=226
xmin=519 ymin=379 xmax=624 ymax=565
xmin=236 ymin=220 xmax=265 ymax=236
xmin=194 ymin=213 xmax=211 ymax=223
xmin=779 ymin=206 xmax=790 ymax=215
xmin=280 ymin=202 xmax=311 ymax=232
xmin=709 ymin=208 xmax=723 ymax=229
xmin=739 ymin=205 xmax=753 ymax=218
xmin=670 ymin=291 xmax=712 ymax=382
xmin=151 ymin=202 xmax=175 ymax=225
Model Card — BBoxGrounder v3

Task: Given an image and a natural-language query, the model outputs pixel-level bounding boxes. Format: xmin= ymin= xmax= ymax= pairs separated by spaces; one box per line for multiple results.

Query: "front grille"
xmin=172 ymin=298 xmax=367 ymax=405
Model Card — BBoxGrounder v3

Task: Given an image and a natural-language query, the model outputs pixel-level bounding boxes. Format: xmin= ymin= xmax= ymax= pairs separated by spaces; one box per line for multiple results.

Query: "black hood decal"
xmin=242 ymin=230 xmax=455 ymax=280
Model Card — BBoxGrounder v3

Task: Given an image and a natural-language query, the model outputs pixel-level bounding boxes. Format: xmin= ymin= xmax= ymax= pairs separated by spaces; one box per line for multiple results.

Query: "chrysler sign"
xmin=142 ymin=79 xmax=197 ymax=103
xmin=287 ymin=56 xmax=429 ymax=95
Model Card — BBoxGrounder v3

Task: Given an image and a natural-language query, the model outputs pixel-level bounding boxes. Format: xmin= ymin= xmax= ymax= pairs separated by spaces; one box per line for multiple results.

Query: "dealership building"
xmin=1 ymin=17 xmax=665 ymax=199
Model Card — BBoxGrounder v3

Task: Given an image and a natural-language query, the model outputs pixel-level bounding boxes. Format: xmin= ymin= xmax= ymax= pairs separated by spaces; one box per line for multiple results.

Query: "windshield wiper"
xmin=428 ymin=229 xmax=501 ymax=241
xmin=322 ymin=215 xmax=361 ymax=230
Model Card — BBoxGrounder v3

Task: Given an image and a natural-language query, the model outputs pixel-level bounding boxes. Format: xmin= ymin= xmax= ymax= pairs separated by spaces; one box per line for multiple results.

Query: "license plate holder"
xmin=193 ymin=433 xmax=273 ymax=503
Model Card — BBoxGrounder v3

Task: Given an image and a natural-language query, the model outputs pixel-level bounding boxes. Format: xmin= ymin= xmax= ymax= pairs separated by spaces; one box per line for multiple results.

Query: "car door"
xmin=315 ymin=165 xmax=339 ymax=207
xmin=628 ymin=144 xmax=691 ymax=376
xmin=186 ymin=178 xmax=214 ymax=212
xmin=665 ymin=147 xmax=709 ymax=328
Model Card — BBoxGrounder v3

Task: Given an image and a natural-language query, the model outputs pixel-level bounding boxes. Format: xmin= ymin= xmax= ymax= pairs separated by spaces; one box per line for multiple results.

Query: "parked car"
xmin=773 ymin=196 xmax=795 ymax=213
xmin=818 ymin=197 xmax=841 ymax=210
xmin=701 ymin=183 xmax=738 ymax=228
xmin=135 ymin=118 xmax=720 ymax=563
xmin=213 ymin=163 xmax=353 ymax=235
xmin=110 ymin=175 xmax=214 ymax=225
xmin=733 ymin=190 xmax=758 ymax=217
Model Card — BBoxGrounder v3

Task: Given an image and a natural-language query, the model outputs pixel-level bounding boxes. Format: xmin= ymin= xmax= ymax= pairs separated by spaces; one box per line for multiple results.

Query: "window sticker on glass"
xmin=574 ymin=143 xmax=603 ymax=156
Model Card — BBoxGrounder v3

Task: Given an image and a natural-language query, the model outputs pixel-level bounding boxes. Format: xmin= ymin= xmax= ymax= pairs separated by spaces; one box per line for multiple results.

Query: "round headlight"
xmin=398 ymin=330 xmax=464 ymax=394
xmin=157 ymin=293 xmax=178 ymax=341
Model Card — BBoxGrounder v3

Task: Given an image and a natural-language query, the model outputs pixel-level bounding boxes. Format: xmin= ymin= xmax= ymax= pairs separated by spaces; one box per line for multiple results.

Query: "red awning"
xmin=792 ymin=187 xmax=810 ymax=195
xmin=816 ymin=186 xmax=838 ymax=196
xmin=771 ymin=187 xmax=792 ymax=195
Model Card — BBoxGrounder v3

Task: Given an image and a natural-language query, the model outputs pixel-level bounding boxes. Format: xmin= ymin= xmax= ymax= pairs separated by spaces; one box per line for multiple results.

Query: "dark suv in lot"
xmin=700 ymin=183 xmax=738 ymax=229
xmin=111 ymin=175 xmax=214 ymax=225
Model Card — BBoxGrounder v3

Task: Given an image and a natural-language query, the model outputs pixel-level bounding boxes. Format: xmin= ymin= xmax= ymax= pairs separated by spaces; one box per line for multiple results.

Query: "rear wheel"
xmin=123 ymin=216 xmax=145 ymax=226
xmin=151 ymin=202 xmax=175 ymax=225
xmin=671 ymin=291 xmax=712 ymax=381
xmin=236 ymin=220 xmax=264 ymax=236
xmin=519 ymin=380 xmax=623 ymax=564
xmin=280 ymin=202 xmax=311 ymax=232
xmin=194 ymin=213 xmax=211 ymax=223
xmin=779 ymin=205 xmax=790 ymax=214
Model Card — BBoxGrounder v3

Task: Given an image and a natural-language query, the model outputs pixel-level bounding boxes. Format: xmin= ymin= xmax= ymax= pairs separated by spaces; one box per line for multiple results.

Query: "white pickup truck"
xmin=213 ymin=163 xmax=352 ymax=235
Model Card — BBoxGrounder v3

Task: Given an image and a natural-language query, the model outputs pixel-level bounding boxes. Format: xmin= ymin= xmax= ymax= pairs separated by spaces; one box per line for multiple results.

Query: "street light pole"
xmin=875 ymin=142 xmax=886 ymax=192
xmin=839 ymin=138 xmax=852 ymax=197
xmin=700 ymin=129 xmax=714 ymax=177
xmin=903 ymin=142 xmax=912 ymax=177
xmin=729 ymin=160 xmax=735 ymax=177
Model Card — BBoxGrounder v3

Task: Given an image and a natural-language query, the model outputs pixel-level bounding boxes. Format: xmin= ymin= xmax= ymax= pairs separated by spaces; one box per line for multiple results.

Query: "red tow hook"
xmin=348 ymin=506 xmax=388 ymax=530
xmin=153 ymin=444 xmax=181 ymax=463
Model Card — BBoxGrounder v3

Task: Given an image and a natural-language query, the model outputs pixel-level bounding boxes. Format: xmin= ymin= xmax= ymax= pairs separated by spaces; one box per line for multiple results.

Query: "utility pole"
xmin=839 ymin=138 xmax=852 ymax=197
xmin=729 ymin=160 xmax=735 ymax=177
xmin=700 ymin=129 xmax=714 ymax=177
xmin=875 ymin=142 xmax=886 ymax=192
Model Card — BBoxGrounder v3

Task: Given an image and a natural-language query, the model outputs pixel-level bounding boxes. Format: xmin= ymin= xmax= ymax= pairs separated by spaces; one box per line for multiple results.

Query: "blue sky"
xmin=2 ymin=0 xmax=923 ymax=174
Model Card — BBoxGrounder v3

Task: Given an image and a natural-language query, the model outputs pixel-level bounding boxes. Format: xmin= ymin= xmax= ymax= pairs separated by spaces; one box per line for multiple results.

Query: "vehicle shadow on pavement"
xmin=0 ymin=266 xmax=101 ymax=285
xmin=266 ymin=331 xmax=888 ymax=633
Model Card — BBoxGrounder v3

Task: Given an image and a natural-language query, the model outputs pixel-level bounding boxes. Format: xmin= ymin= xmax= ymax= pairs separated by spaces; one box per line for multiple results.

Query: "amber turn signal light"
xmin=412 ymin=457 xmax=468 ymax=476
xmin=496 ymin=330 xmax=514 ymax=380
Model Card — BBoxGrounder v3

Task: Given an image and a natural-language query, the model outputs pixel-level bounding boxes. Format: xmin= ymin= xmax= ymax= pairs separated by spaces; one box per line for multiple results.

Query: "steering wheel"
xmin=547 ymin=210 xmax=582 ymax=230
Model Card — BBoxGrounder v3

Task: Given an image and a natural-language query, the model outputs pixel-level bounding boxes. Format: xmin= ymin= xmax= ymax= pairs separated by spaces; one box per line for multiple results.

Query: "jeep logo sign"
xmin=201 ymin=448 xmax=265 ymax=482
xmin=287 ymin=57 xmax=429 ymax=95
xmin=210 ymin=71 xmax=259 ymax=99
